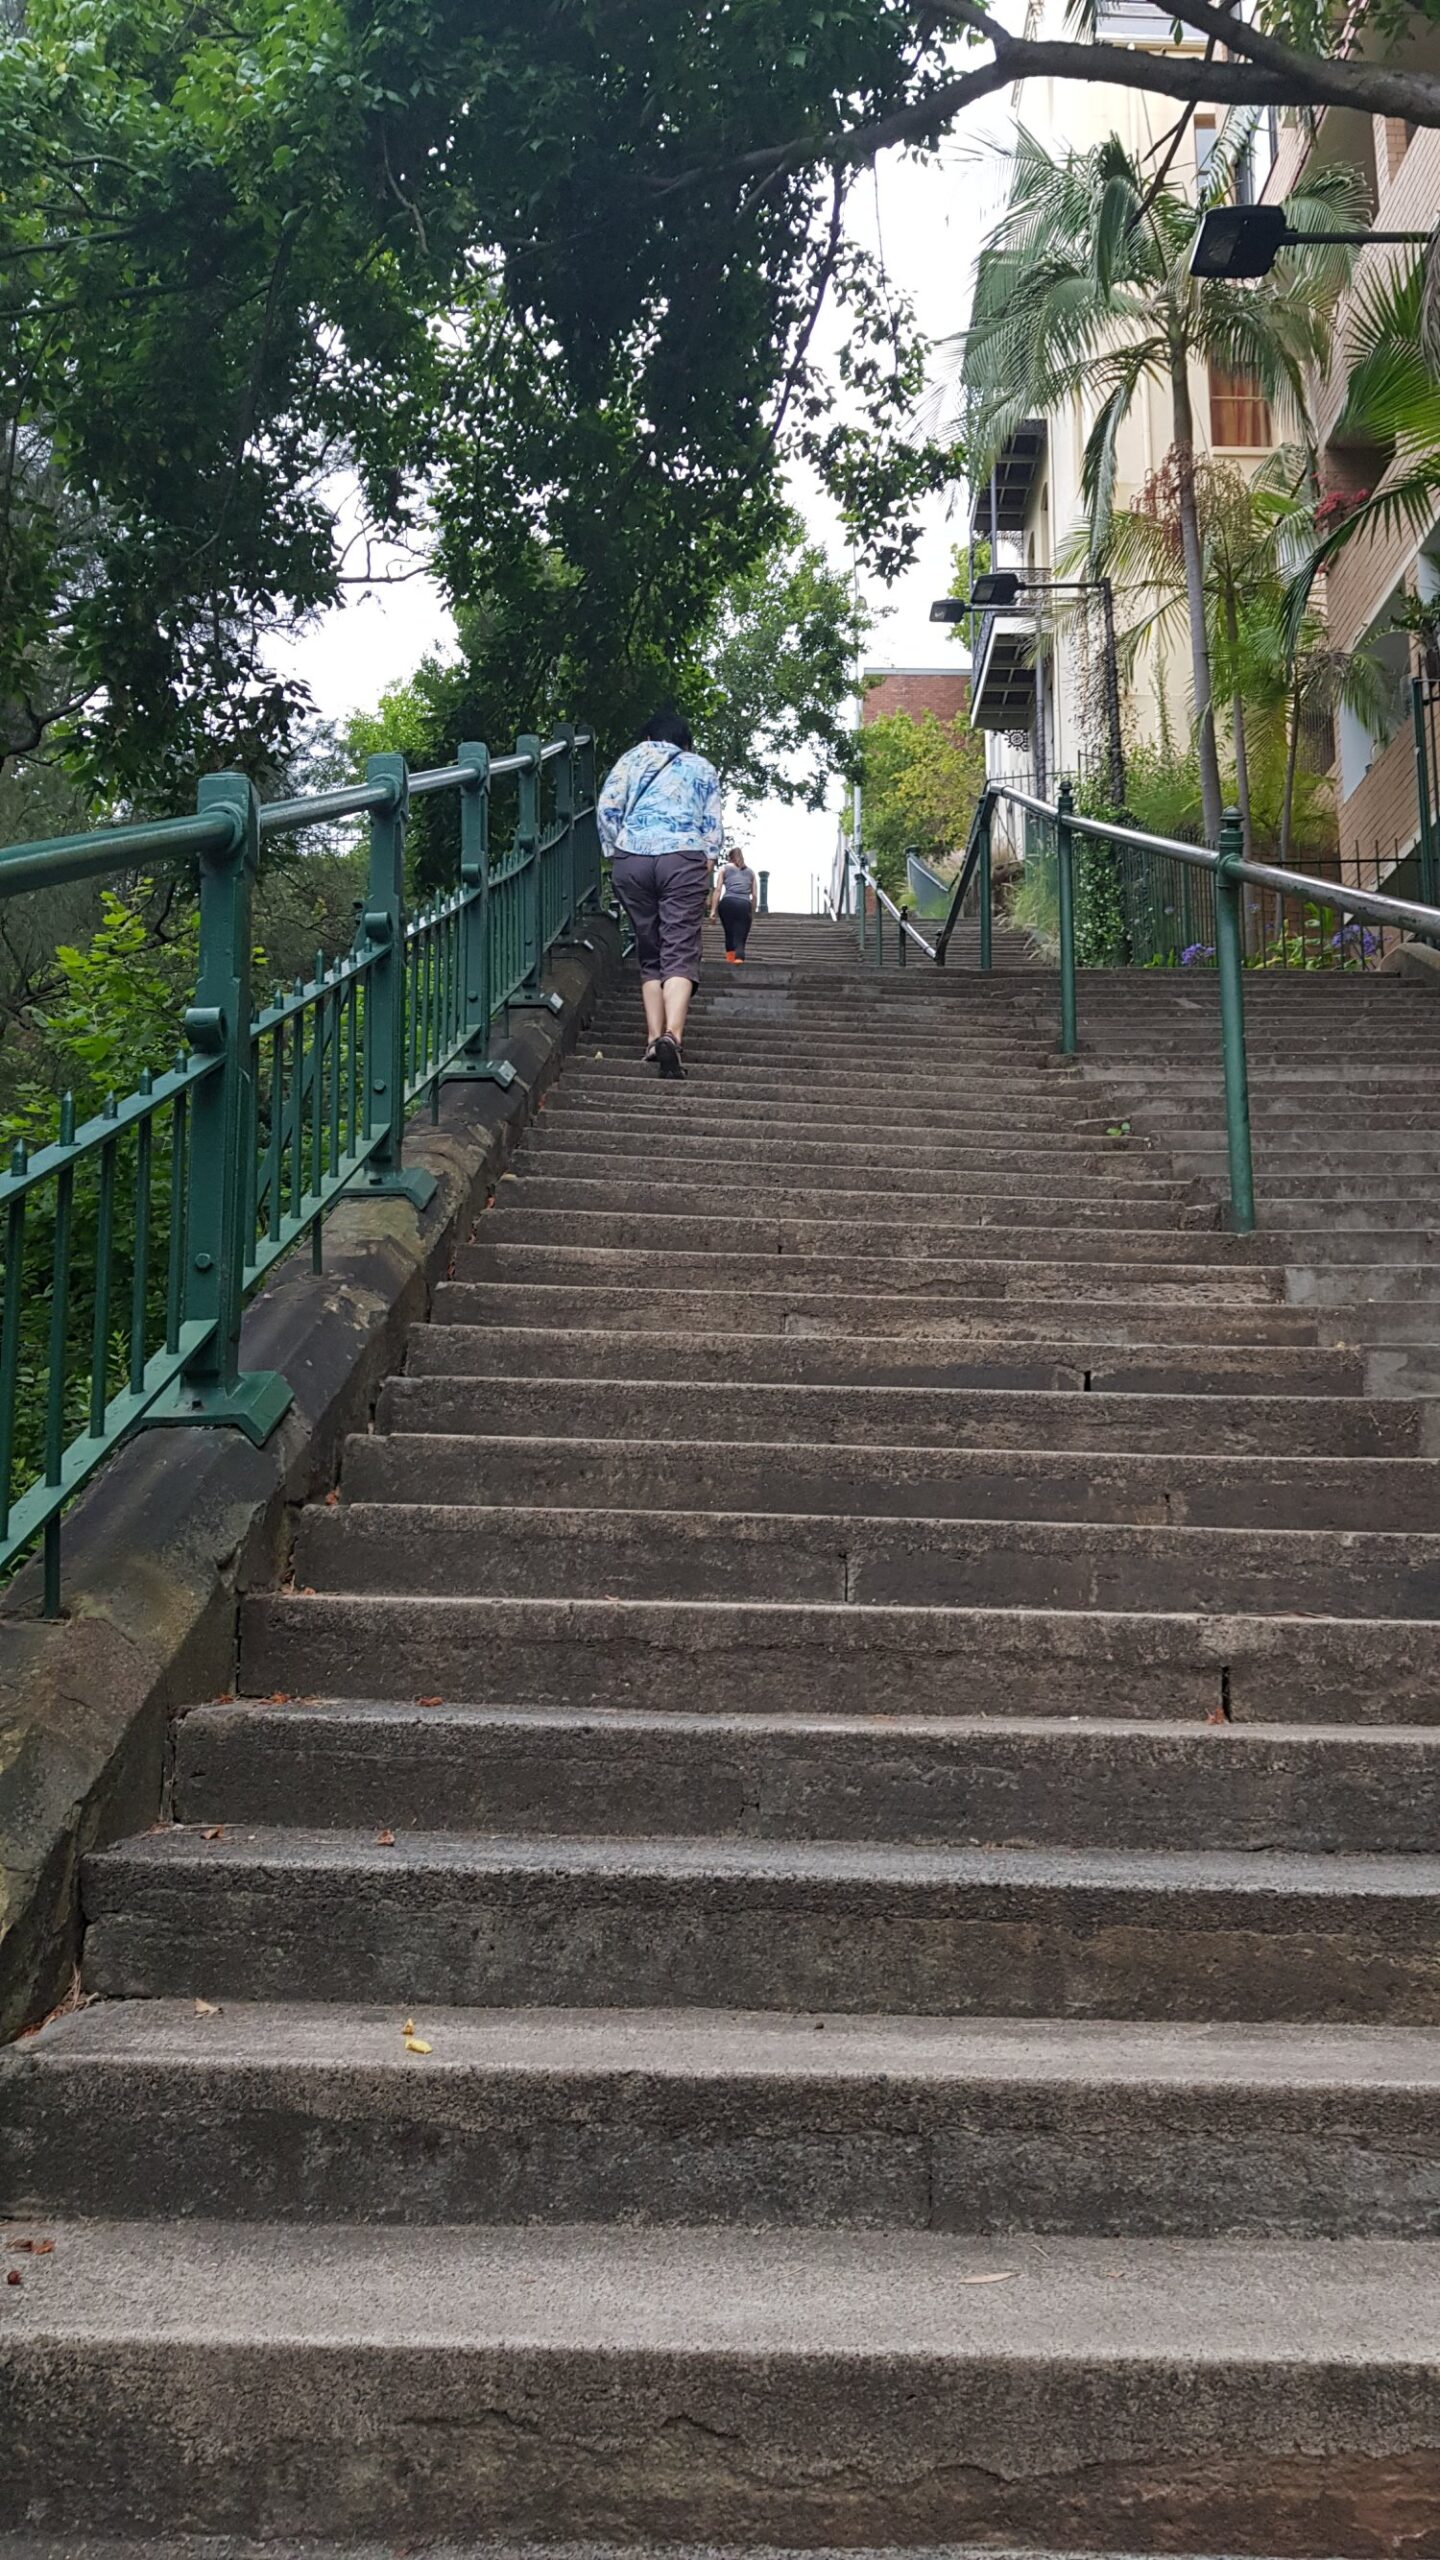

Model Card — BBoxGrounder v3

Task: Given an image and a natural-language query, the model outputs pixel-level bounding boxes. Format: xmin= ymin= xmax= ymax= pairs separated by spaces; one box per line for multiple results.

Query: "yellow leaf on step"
xmin=404 ymin=2036 xmax=432 ymax=2056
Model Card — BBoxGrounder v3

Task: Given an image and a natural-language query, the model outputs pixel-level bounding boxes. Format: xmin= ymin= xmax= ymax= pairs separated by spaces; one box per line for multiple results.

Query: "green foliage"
xmin=2 ymin=0 xmax=951 ymax=807
xmin=857 ymin=706 xmax=987 ymax=896
xmin=692 ymin=524 xmax=871 ymax=811
xmin=961 ymin=128 xmax=1361 ymax=834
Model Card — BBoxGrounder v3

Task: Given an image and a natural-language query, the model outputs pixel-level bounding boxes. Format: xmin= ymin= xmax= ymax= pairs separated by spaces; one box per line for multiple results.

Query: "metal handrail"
xmin=0 ymin=720 xmax=603 ymax=1610
xmin=832 ymin=771 xmax=1440 ymax=1243
xmin=935 ymin=796 xmax=992 ymax=967
xmin=845 ymin=851 xmax=937 ymax=965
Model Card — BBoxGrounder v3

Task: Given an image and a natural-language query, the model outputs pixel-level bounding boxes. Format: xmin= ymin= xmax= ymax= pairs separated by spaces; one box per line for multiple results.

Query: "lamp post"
xmin=941 ymin=573 xmax=1127 ymax=812
xmin=1189 ymin=204 xmax=1430 ymax=279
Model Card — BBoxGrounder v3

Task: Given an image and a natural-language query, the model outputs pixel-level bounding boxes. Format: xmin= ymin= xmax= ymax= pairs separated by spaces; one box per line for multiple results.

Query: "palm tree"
xmin=1072 ymin=449 xmax=1390 ymax=864
xmin=1285 ymin=253 xmax=1440 ymax=630
xmin=958 ymin=128 xmax=1361 ymax=844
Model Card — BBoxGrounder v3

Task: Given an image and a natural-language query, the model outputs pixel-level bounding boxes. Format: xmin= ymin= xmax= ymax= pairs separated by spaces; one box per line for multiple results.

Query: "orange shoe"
xmin=725 ymin=952 xmax=741 ymax=964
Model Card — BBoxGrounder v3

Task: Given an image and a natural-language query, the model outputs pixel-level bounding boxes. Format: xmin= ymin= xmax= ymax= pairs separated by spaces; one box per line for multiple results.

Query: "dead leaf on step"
xmin=7 ymin=2239 xmax=53 ymax=2256
xmin=194 ymin=1998 xmax=221 ymax=2018
xmin=416 ymin=1695 xmax=443 ymax=1709
xmin=375 ymin=1829 xmax=397 ymax=1847
xmin=1205 ymin=1707 xmax=1229 ymax=1726
xmin=201 ymin=1825 xmax=225 ymax=1842
xmin=405 ymin=2034 xmax=432 ymax=2055
xmin=6 ymin=2270 xmax=20 ymax=2286
xmin=324 ymin=1490 xmax=340 ymax=1508
xmin=267 ymin=1692 xmax=292 ymax=1706
xmin=958 ymin=2271 xmax=1016 ymax=2286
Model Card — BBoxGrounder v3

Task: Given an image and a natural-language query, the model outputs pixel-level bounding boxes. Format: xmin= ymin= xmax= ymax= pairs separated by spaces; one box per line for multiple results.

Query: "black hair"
xmin=643 ymin=708 xmax=694 ymax=751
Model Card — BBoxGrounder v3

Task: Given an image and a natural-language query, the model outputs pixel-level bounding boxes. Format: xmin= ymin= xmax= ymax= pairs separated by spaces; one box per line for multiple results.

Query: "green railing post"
xmin=978 ymin=807 xmax=993 ymax=973
xmin=1412 ymin=677 xmax=1439 ymax=911
xmin=1215 ymin=806 xmax=1257 ymax=1235
xmin=857 ymin=866 xmax=867 ymax=959
xmin=361 ymin=752 xmax=436 ymax=1210
xmin=443 ymin=740 xmax=516 ymax=1093
xmin=554 ymin=721 xmax=578 ymax=931
xmin=576 ymin=730 xmax=600 ymax=909
xmin=519 ymin=733 xmax=543 ymax=992
xmin=1056 ymin=780 xmax=1078 ymax=1057
xmin=897 ymin=905 xmax=908 ymax=968
xmin=508 ymin=734 xmax=562 ymax=1014
xmin=148 ymin=773 xmax=292 ymax=1445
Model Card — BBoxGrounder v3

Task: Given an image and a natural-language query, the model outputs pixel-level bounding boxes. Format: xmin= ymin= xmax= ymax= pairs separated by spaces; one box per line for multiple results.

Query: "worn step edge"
xmin=172 ymin=1702 xmax=1440 ymax=1854
xmin=8 ymin=2002 xmax=1440 ymax=2239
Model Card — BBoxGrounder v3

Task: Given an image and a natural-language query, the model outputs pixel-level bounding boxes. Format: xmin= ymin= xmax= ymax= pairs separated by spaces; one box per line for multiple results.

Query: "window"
xmin=1385 ymin=117 xmax=1417 ymax=177
xmin=1209 ymin=365 xmax=1272 ymax=449
xmin=1194 ymin=114 xmax=1218 ymax=196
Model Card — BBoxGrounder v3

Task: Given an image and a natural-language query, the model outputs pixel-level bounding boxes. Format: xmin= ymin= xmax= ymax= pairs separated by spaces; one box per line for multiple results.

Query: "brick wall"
xmin=862 ymin=671 xmax=971 ymax=727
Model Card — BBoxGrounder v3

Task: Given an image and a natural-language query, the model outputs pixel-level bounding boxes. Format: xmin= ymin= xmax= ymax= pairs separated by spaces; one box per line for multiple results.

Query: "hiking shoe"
xmin=653 ymin=1034 xmax=685 ymax=1079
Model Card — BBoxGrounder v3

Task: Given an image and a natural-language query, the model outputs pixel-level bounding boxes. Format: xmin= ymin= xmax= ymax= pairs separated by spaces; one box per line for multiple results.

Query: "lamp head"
xmin=1190 ymin=204 xmax=1289 ymax=279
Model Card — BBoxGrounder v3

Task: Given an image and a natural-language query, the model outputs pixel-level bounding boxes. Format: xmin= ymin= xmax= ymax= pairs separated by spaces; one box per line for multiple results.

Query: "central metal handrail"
xmin=837 ymin=774 xmax=1440 ymax=1243
xmin=845 ymin=853 xmax=937 ymax=966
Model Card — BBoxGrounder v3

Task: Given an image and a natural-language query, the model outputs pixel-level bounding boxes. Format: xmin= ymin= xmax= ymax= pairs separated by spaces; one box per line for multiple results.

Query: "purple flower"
xmin=1330 ymin=922 xmax=1380 ymax=957
xmin=1180 ymin=942 xmax=1214 ymax=966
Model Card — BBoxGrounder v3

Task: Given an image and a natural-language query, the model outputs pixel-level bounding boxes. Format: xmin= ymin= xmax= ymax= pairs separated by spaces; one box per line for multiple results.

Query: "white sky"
xmin=281 ymin=117 xmax=1016 ymax=912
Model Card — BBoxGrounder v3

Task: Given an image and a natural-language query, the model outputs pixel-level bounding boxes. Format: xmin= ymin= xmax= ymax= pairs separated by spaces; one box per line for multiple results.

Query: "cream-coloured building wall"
xmin=980 ymin=4 xmax=1280 ymax=790
xmin=1259 ymin=100 xmax=1440 ymax=870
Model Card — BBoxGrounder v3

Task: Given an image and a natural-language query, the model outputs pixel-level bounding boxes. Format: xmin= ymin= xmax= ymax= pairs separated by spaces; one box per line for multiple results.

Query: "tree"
xmin=724 ymin=1 xmax=1440 ymax=179
xmin=1 ymin=0 xmax=947 ymax=810
xmin=857 ymin=706 xmax=987 ymax=894
xmin=959 ymin=130 xmax=1359 ymax=845
xmin=694 ymin=524 xmax=872 ymax=811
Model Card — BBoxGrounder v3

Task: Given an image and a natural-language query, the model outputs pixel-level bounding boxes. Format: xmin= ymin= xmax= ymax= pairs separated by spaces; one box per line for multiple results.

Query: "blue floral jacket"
xmin=597 ymin=741 xmax=724 ymax=861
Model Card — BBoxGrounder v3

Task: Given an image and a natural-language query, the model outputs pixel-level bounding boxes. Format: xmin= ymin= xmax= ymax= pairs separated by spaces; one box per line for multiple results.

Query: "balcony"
xmin=970 ymin=608 xmax=1037 ymax=731
xmin=969 ymin=421 xmax=1047 ymax=540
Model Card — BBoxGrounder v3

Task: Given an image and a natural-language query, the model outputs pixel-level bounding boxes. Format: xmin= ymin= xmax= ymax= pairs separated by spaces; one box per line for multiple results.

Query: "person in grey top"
xmin=710 ymin=845 xmax=758 ymax=963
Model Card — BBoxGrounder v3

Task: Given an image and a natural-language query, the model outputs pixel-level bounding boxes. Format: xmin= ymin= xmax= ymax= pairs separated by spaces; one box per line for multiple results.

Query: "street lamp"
xmin=940 ymin=572 xmax=1126 ymax=811
xmin=1190 ymin=203 xmax=1430 ymax=279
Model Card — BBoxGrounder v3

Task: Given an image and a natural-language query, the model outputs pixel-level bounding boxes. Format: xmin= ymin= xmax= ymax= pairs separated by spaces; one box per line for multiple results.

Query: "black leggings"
xmin=718 ymin=895 xmax=753 ymax=957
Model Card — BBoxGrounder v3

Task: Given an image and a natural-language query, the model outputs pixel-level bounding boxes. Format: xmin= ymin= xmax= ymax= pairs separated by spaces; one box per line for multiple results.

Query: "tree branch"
xmin=715 ymin=23 xmax=1440 ymax=196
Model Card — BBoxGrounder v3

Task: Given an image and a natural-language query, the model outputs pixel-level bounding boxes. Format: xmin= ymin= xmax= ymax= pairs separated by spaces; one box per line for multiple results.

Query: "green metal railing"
xmin=840 ymin=857 xmax=938 ymax=968
xmin=0 ymin=724 xmax=601 ymax=1610
xmin=919 ymin=777 xmax=1440 ymax=1238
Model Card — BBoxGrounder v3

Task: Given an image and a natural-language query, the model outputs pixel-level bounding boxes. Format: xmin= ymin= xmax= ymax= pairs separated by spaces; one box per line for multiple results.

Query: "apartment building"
xmin=967 ymin=3 xmax=1287 ymax=796
xmin=1258 ymin=95 xmax=1440 ymax=882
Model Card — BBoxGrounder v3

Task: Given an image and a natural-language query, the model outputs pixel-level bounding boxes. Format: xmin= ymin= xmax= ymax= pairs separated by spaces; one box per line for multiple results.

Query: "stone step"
xmin=12 ymin=2217 xmax=1434 ymax=2555
xmin=237 ymin=1591 xmax=1438 ymax=1723
xmin=174 ymin=1702 xmax=1440 ymax=1856
xmin=379 ymin=1351 xmax=1383 ymax=1433
xmin=1288 ymin=1272 xmax=1440 ymax=1316
xmin=441 ymin=1259 xmax=1287 ymax=1312
xmin=468 ymin=1209 xmax=1257 ymax=1265
xmin=375 ymin=1372 xmax=1407 ymax=1453
xmin=528 ymin=1123 xmax=1167 ymax=1175
xmin=509 ymin=1155 xmax=1193 ymax=1208
xmin=292 ymin=1501 xmax=1440 ymax=1618
xmin=345 ymin=1426 xmax=1440 ymax=1528
xmin=547 ymin=1080 xmax=1105 ymax=1125
xmin=81 ymin=1825 xmax=1440 ymax=2019
xmin=421 ymin=1303 xmax=1328 ymax=1363
xmin=1272 ymin=1197 xmax=1440 ymax=1229
xmin=8 ymin=1998 xmax=1440 ymax=2237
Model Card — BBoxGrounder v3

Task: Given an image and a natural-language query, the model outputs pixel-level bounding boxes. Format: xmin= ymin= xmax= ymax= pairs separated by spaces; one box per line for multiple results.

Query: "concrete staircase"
xmin=4 ymin=914 xmax=1440 ymax=2552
